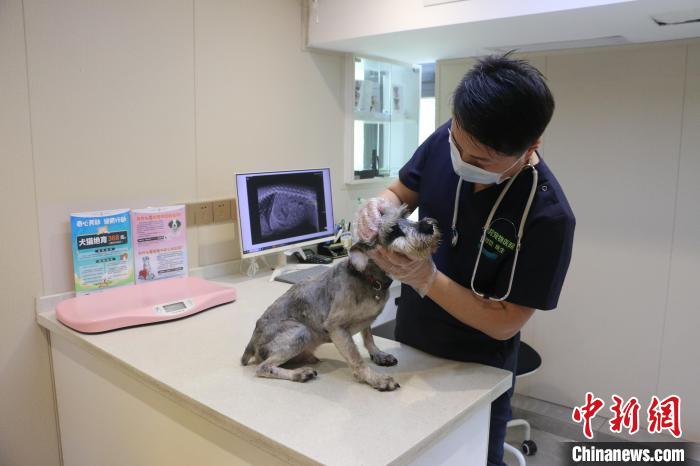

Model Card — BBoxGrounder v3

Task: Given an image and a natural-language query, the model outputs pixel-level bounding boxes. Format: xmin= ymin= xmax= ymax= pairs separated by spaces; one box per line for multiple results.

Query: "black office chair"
xmin=504 ymin=341 xmax=541 ymax=465
xmin=371 ymin=318 xmax=396 ymax=340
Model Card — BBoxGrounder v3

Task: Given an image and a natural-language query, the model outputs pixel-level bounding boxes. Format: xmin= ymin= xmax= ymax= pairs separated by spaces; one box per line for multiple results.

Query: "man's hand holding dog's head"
xmin=355 ymin=197 xmax=393 ymax=243
xmin=368 ymin=246 xmax=437 ymax=298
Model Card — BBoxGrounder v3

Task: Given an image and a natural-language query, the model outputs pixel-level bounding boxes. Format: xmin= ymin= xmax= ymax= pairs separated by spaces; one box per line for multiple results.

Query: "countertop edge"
xmin=37 ymin=310 xmax=322 ymax=466
xmin=388 ymin=375 xmax=511 ymax=466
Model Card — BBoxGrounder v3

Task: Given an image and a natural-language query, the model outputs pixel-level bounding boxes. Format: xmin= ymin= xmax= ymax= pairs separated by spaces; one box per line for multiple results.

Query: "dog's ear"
xmin=348 ymin=242 xmax=372 ymax=271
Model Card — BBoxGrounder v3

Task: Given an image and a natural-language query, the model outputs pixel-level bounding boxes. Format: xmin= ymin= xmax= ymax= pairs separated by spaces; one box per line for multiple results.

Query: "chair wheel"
xmin=522 ymin=440 xmax=537 ymax=456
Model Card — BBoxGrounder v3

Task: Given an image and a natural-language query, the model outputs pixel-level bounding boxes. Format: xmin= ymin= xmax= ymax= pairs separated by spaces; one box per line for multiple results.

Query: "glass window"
xmin=419 ymin=63 xmax=436 ymax=145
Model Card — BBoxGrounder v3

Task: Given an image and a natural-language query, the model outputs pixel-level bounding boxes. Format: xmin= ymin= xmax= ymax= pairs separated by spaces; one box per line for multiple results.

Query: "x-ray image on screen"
xmin=236 ymin=168 xmax=334 ymax=256
xmin=247 ymin=173 xmax=327 ymax=244
xmin=257 ymin=185 xmax=319 ymax=241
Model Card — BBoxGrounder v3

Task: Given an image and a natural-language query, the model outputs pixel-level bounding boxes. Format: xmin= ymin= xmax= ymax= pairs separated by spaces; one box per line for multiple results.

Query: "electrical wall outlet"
xmin=194 ymin=202 xmax=213 ymax=225
xmin=184 ymin=198 xmax=237 ymax=225
xmin=212 ymin=199 xmax=231 ymax=223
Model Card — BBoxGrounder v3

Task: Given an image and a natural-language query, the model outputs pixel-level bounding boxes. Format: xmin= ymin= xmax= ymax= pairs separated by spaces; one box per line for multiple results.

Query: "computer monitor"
xmin=235 ymin=168 xmax=335 ymax=259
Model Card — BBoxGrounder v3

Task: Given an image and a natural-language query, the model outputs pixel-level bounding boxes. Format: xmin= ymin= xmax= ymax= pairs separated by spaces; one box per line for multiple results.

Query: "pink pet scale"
xmin=56 ymin=276 xmax=237 ymax=333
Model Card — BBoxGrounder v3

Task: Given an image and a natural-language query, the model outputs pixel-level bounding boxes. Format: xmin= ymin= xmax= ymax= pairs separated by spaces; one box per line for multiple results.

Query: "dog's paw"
xmin=367 ymin=373 xmax=400 ymax=392
xmin=292 ymin=367 xmax=318 ymax=383
xmin=370 ymin=351 xmax=398 ymax=367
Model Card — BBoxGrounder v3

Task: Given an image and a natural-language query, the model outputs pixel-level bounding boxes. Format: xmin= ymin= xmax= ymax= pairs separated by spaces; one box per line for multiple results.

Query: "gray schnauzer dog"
xmin=240 ymin=204 xmax=440 ymax=391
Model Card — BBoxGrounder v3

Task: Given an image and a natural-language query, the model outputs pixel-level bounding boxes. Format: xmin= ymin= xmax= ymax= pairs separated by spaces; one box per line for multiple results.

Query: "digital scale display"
xmin=163 ymin=302 xmax=187 ymax=313
xmin=154 ymin=298 xmax=193 ymax=316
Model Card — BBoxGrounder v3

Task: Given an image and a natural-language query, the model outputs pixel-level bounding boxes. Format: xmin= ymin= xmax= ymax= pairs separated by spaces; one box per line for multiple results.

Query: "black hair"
xmin=452 ymin=52 xmax=554 ymax=156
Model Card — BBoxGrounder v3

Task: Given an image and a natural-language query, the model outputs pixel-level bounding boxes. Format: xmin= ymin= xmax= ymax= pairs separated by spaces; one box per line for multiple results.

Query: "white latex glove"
xmin=368 ymin=246 xmax=437 ymax=298
xmin=354 ymin=197 xmax=393 ymax=243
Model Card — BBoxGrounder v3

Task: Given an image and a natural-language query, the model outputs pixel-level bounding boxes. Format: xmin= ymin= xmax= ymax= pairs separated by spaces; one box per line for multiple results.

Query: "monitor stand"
xmin=272 ymin=248 xmax=306 ymax=269
xmin=269 ymin=248 xmax=307 ymax=282
xmin=244 ymin=248 xmax=311 ymax=280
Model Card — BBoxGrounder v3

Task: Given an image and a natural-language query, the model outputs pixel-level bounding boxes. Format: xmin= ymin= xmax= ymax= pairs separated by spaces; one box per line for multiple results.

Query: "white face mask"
xmin=448 ymin=129 xmax=524 ymax=185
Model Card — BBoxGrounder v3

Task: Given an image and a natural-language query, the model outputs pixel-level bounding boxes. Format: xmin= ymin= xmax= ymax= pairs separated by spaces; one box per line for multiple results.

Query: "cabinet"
xmin=345 ymin=55 xmax=420 ymax=183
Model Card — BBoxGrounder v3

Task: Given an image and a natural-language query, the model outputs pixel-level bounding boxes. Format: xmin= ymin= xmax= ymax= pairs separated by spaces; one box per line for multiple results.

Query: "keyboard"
xmin=303 ymin=254 xmax=332 ymax=264
xmin=274 ymin=265 xmax=331 ymax=285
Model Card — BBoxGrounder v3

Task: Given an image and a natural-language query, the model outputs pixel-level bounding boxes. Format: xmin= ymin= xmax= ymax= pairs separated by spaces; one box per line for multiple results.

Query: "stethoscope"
xmin=450 ymin=158 xmax=539 ymax=302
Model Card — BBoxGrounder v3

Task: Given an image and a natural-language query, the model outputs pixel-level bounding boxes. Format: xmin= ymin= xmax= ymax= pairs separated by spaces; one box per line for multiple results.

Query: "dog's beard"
xmin=371 ymin=203 xmax=441 ymax=259
xmin=386 ymin=231 xmax=440 ymax=260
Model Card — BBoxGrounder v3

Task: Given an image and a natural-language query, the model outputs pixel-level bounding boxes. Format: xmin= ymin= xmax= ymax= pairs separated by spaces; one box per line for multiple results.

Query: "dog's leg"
xmin=256 ymin=355 xmax=317 ymax=382
xmin=255 ymin=324 xmax=318 ymax=383
xmin=287 ymin=351 xmax=320 ymax=365
xmin=361 ymin=328 xmax=398 ymax=367
xmin=327 ymin=327 xmax=399 ymax=391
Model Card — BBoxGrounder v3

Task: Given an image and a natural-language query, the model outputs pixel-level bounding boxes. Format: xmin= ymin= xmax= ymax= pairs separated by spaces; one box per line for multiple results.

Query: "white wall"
xmin=436 ymin=40 xmax=700 ymax=441
xmin=0 ymin=0 xmax=61 ymax=464
xmin=0 ymin=0 xmax=379 ymax=464
xmin=23 ymin=0 xmax=199 ymax=295
xmin=18 ymin=0 xmax=381 ymax=297
xmin=657 ymin=42 xmax=700 ymax=441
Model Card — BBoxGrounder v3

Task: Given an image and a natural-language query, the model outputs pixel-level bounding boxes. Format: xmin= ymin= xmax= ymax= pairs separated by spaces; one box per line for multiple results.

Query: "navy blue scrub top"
xmin=395 ymin=120 xmax=576 ymax=374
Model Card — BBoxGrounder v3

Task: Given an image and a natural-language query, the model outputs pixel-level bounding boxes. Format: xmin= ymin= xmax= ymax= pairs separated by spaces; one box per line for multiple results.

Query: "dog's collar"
xmin=364 ymin=274 xmax=392 ymax=292
xmin=347 ymin=261 xmax=393 ymax=294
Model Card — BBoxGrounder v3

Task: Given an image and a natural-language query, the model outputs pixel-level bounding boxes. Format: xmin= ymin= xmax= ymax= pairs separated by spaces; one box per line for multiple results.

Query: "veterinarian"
xmin=356 ymin=54 xmax=575 ymax=466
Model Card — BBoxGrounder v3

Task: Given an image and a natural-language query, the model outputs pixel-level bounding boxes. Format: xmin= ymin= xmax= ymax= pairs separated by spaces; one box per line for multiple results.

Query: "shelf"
xmin=353 ymin=111 xmax=390 ymax=122
xmin=345 ymin=176 xmax=397 ymax=186
xmin=353 ymin=112 xmax=417 ymax=123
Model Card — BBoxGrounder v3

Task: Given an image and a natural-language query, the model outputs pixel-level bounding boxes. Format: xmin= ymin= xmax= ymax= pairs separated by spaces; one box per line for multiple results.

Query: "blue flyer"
xmin=70 ymin=209 xmax=134 ymax=294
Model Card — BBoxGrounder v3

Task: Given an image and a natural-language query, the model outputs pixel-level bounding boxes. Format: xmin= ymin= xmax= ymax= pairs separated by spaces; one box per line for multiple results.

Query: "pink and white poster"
xmin=131 ymin=205 xmax=188 ymax=283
